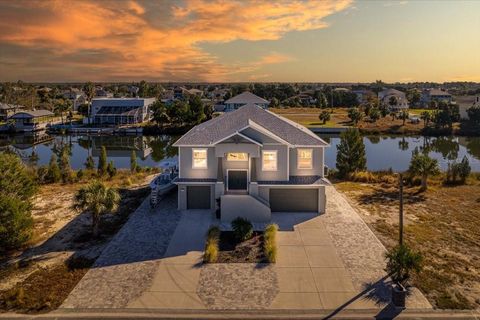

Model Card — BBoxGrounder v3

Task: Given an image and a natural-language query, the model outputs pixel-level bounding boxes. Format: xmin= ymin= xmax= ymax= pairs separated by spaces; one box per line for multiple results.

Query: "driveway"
xmin=62 ymin=187 xmax=431 ymax=311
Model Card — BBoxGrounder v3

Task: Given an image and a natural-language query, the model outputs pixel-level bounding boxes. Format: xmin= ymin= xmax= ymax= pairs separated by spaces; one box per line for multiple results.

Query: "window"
xmin=226 ymin=153 xmax=248 ymax=161
xmin=262 ymin=150 xmax=277 ymax=171
xmin=298 ymin=149 xmax=313 ymax=169
xmin=192 ymin=149 xmax=207 ymax=168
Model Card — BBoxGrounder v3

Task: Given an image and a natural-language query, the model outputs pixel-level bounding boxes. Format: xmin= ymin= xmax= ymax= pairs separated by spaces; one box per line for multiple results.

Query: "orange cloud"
xmin=0 ymin=0 xmax=352 ymax=81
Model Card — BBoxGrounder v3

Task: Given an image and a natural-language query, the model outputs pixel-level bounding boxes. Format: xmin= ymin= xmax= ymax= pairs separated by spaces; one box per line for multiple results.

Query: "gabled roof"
xmin=173 ymin=103 xmax=328 ymax=147
xmin=10 ymin=110 xmax=54 ymax=118
xmin=426 ymin=89 xmax=451 ymax=96
xmin=224 ymin=91 xmax=269 ymax=105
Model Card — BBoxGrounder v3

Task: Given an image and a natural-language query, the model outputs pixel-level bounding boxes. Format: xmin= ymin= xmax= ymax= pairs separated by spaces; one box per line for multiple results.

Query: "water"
xmin=1 ymin=133 xmax=480 ymax=172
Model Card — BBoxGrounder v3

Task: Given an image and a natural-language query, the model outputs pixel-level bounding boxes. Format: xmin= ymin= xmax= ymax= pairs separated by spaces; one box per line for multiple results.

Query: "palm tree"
xmin=83 ymin=82 xmax=95 ymax=124
xmin=420 ymin=111 xmax=431 ymax=128
xmin=408 ymin=150 xmax=440 ymax=191
xmin=73 ymin=181 xmax=120 ymax=237
xmin=385 ymin=244 xmax=423 ymax=287
xmin=399 ymin=110 xmax=409 ymax=126
xmin=54 ymin=99 xmax=72 ymax=124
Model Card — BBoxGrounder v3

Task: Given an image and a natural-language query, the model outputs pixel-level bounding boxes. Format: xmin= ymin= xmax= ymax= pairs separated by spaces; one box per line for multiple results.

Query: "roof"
xmin=224 ymin=92 xmax=269 ymax=105
xmin=95 ymin=106 xmax=143 ymax=116
xmin=379 ymin=88 xmax=405 ymax=97
xmin=11 ymin=110 xmax=54 ymax=118
xmin=427 ymin=89 xmax=451 ymax=96
xmin=0 ymin=103 xmax=24 ymax=110
xmin=173 ymin=103 xmax=328 ymax=147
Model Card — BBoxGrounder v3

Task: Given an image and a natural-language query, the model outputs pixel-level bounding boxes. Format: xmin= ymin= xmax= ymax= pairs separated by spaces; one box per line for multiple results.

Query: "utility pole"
xmin=399 ymin=173 xmax=404 ymax=246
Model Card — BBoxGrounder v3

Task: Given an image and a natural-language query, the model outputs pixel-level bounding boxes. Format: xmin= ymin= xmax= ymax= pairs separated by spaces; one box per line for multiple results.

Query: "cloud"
xmin=0 ymin=0 xmax=352 ymax=82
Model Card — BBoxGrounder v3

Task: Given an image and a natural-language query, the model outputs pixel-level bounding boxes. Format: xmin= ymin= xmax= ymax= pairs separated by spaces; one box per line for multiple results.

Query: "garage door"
xmin=269 ymin=189 xmax=318 ymax=212
xmin=187 ymin=186 xmax=211 ymax=209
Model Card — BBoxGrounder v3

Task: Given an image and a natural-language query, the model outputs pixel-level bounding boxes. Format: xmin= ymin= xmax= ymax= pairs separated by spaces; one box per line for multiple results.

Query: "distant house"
xmin=90 ymin=98 xmax=155 ymax=126
xmin=95 ymin=88 xmax=113 ymax=98
xmin=352 ymin=90 xmax=376 ymax=105
xmin=63 ymin=90 xmax=86 ymax=111
xmin=223 ymin=92 xmax=269 ymax=112
xmin=421 ymin=89 xmax=453 ymax=106
xmin=173 ymin=103 xmax=329 ymax=221
xmin=9 ymin=110 xmax=54 ymax=132
xmin=378 ymin=89 xmax=409 ymax=111
xmin=0 ymin=103 xmax=24 ymax=121
xmin=456 ymin=95 xmax=480 ymax=120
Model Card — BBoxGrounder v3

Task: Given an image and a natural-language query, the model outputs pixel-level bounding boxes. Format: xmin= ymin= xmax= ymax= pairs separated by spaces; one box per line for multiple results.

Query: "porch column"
xmin=215 ymin=158 xmax=224 ymax=198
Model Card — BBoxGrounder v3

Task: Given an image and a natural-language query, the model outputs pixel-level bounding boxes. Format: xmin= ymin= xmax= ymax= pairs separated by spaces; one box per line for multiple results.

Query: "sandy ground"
xmin=0 ymin=173 xmax=156 ymax=292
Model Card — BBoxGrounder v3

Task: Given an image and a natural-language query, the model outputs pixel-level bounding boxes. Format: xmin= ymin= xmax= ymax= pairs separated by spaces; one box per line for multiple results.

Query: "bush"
xmin=46 ymin=154 xmax=61 ymax=183
xmin=231 ymin=217 xmax=253 ymax=241
xmin=106 ymin=161 xmax=117 ymax=178
xmin=264 ymin=224 xmax=278 ymax=263
xmin=385 ymin=244 xmax=423 ymax=287
xmin=204 ymin=226 xmax=220 ymax=263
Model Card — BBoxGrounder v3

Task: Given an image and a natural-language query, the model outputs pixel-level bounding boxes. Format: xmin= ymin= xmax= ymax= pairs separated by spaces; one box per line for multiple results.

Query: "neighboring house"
xmin=173 ymin=103 xmax=330 ymax=223
xmin=95 ymin=88 xmax=113 ymax=98
xmin=456 ymin=95 xmax=480 ymax=119
xmin=421 ymin=89 xmax=453 ymax=106
xmin=90 ymin=98 xmax=155 ymax=125
xmin=63 ymin=90 xmax=86 ymax=112
xmin=285 ymin=93 xmax=317 ymax=106
xmin=223 ymin=91 xmax=269 ymax=112
xmin=9 ymin=110 xmax=54 ymax=132
xmin=0 ymin=103 xmax=24 ymax=121
xmin=352 ymin=89 xmax=376 ymax=105
xmin=378 ymin=88 xmax=409 ymax=111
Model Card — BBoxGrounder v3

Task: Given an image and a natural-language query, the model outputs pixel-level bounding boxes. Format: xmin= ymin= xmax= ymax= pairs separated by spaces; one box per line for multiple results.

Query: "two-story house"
xmin=173 ymin=103 xmax=330 ymax=223
xmin=223 ymin=92 xmax=269 ymax=112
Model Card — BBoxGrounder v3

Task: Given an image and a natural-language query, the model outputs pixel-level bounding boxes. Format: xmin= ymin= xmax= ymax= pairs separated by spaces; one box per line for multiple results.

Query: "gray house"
xmin=223 ymin=92 xmax=269 ymax=112
xmin=173 ymin=103 xmax=330 ymax=223
xmin=90 ymin=98 xmax=155 ymax=125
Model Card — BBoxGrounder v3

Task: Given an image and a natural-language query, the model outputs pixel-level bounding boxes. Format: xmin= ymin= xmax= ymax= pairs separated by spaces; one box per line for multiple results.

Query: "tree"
xmin=59 ymin=147 xmax=73 ymax=183
xmin=336 ymin=129 xmax=367 ymax=178
xmin=54 ymin=99 xmax=72 ymax=125
xmin=388 ymin=96 xmax=398 ymax=111
xmin=130 ymin=150 xmax=138 ymax=173
xmin=408 ymin=150 xmax=440 ymax=191
xmin=98 ymin=146 xmax=107 ymax=176
xmin=269 ymin=97 xmax=280 ymax=108
xmin=46 ymin=154 xmax=61 ymax=183
xmin=107 ymin=161 xmax=117 ymax=178
xmin=151 ymin=100 xmax=170 ymax=127
xmin=420 ymin=111 xmax=431 ymax=128
xmin=399 ymin=110 xmax=409 ymax=126
xmin=0 ymin=153 xmax=36 ymax=251
xmin=385 ymin=244 xmax=423 ymax=287
xmin=318 ymin=110 xmax=331 ymax=124
xmin=347 ymin=107 xmax=363 ymax=125
xmin=189 ymin=95 xmax=206 ymax=124
xmin=369 ymin=107 xmax=381 ymax=123
xmin=466 ymin=105 xmax=480 ymax=128
xmin=85 ymin=155 xmax=95 ymax=170
xmin=83 ymin=81 xmax=95 ymax=124
xmin=73 ymin=181 xmax=120 ymax=237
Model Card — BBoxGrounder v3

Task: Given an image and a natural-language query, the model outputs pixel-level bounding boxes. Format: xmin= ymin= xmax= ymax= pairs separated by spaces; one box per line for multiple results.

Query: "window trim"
xmin=226 ymin=152 xmax=248 ymax=161
xmin=297 ymin=148 xmax=313 ymax=170
xmin=262 ymin=150 xmax=278 ymax=171
xmin=192 ymin=148 xmax=208 ymax=169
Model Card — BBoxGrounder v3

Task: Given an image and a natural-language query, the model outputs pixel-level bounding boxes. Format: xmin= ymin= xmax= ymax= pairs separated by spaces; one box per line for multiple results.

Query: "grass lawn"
xmin=335 ymin=175 xmax=480 ymax=309
xmin=0 ymin=169 xmax=157 ymax=313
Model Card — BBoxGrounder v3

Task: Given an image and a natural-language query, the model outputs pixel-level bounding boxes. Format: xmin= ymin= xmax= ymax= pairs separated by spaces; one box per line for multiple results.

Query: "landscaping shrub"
xmin=264 ymin=223 xmax=278 ymax=263
xmin=231 ymin=217 xmax=253 ymax=241
xmin=385 ymin=244 xmax=423 ymax=287
xmin=204 ymin=226 xmax=220 ymax=263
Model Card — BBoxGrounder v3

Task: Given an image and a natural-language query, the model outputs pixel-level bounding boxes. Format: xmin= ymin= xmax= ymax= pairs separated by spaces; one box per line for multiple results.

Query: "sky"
xmin=0 ymin=0 xmax=479 ymax=83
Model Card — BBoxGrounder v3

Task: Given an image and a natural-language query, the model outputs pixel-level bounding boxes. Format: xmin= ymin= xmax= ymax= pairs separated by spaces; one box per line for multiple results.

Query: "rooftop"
xmin=173 ymin=103 xmax=328 ymax=147
xmin=10 ymin=110 xmax=54 ymax=118
xmin=224 ymin=91 xmax=269 ymax=105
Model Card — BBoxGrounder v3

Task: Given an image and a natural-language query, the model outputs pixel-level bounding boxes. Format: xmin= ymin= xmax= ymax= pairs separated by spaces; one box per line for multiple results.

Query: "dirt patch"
xmin=335 ymin=177 xmax=480 ymax=309
xmin=0 ymin=170 xmax=156 ymax=313
xmin=217 ymin=232 xmax=267 ymax=263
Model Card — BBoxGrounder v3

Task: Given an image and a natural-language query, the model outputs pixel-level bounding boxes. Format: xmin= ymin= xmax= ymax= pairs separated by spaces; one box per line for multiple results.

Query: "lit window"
xmin=262 ymin=150 xmax=277 ymax=171
xmin=226 ymin=153 xmax=248 ymax=161
xmin=297 ymin=149 xmax=313 ymax=169
xmin=192 ymin=149 xmax=207 ymax=168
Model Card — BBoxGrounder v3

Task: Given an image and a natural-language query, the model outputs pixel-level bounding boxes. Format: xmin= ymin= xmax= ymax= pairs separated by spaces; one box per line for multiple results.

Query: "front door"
xmin=227 ymin=170 xmax=248 ymax=190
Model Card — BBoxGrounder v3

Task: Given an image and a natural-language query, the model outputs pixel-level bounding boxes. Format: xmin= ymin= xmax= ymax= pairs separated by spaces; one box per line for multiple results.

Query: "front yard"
xmin=335 ymin=176 xmax=480 ymax=309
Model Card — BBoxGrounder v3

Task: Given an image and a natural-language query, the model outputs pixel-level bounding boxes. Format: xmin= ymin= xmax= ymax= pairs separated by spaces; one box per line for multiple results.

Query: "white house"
xmin=223 ymin=92 xmax=269 ymax=112
xmin=173 ymin=103 xmax=330 ymax=223
xmin=378 ymin=89 xmax=409 ymax=111
xmin=89 ymin=98 xmax=155 ymax=125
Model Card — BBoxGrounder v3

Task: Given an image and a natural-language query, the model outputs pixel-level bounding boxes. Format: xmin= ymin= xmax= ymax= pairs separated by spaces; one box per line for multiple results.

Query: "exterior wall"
xmin=177 ymin=183 xmax=215 ymax=211
xmin=289 ymin=147 xmax=324 ymax=177
xmin=178 ymin=147 xmax=217 ymax=179
xmin=220 ymin=195 xmax=271 ymax=223
xmin=214 ymin=143 xmax=260 ymax=157
xmin=255 ymin=144 xmax=289 ymax=181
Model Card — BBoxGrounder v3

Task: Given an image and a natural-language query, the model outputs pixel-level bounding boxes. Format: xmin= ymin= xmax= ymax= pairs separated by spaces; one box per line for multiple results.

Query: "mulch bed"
xmin=217 ymin=231 xmax=267 ymax=263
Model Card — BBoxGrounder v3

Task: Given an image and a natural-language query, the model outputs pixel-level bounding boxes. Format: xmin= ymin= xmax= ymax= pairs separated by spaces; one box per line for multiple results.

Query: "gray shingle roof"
xmin=224 ymin=92 xmax=269 ymax=104
xmin=173 ymin=103 xmax=328 ymax=146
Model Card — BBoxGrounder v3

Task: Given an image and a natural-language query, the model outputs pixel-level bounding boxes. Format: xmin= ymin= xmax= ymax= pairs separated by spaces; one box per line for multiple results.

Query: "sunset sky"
xmin=0 ymin=0 xmax=479 ymax=83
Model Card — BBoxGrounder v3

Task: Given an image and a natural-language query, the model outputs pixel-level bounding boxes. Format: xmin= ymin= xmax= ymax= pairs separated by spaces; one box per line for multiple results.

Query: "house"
xmin=0 ymin=103 xmax=24 ymax=121
xmin=352 ymin=89 xmax=376 ymax=105
xmin=90 ymin=98 xmax=155 ymax=125
xmin=173 ymin=103 xmax=330 ymax=223
xmin=456 ymin=95 xmax=480 ymax=119
xmin=421 ymin=89 xmax=453 ymax=106
xmin=378 ymin=89 xmax=409 ymax=111
xmin=223 ymin=92 xmax=269 ymax=112
xmin=9 ymin=110 xmax=54 ymax=132
xmin=63 ymin=89 xmax=86 ymax=111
